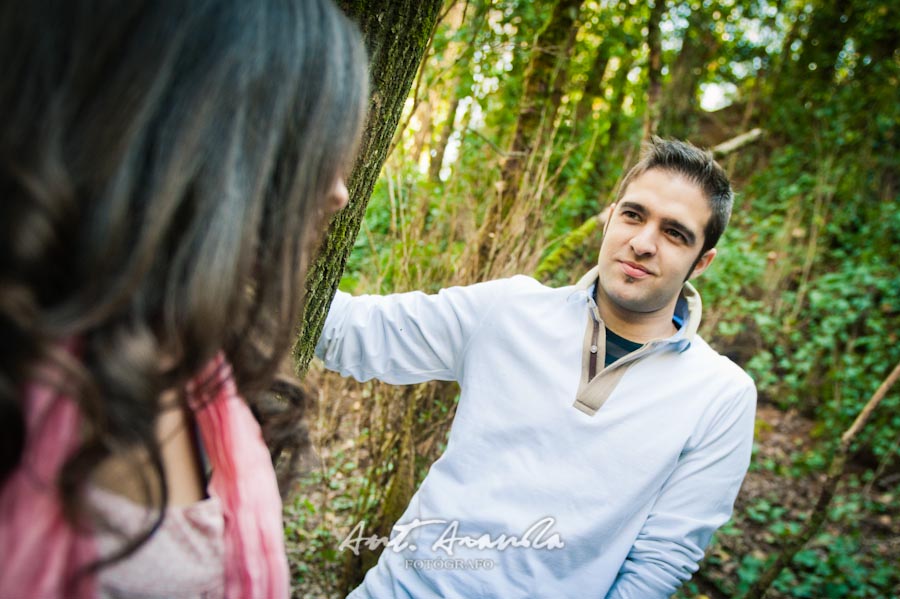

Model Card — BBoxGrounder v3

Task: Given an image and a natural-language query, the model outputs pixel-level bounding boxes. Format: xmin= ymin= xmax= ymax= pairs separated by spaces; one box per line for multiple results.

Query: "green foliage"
xmin=285 ymin=449 xmax=369 ymax=592
xmin=768 ymin=532 xmax=899 ymax=598
xmin=686 ymin=478 xmax=900 ymax=599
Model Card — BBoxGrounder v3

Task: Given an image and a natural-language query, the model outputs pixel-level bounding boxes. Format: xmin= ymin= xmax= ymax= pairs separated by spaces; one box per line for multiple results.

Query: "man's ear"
xmin=601 ymin=202 xmax=616 ymax=236
xmin=688 ymin=248 xmax=717 ymax=280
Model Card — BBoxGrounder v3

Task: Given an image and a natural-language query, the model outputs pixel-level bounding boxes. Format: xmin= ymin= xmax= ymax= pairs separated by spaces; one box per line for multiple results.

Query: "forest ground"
xmin=285 ymin=367 xmax=900 ymax=599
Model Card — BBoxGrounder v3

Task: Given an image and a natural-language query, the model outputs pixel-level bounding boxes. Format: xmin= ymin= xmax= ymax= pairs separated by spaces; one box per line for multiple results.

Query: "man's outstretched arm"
xmin=605 ymin=382 xmax=757 ymax=599
xmin=315 ymin=280 xmax=507 ymax=384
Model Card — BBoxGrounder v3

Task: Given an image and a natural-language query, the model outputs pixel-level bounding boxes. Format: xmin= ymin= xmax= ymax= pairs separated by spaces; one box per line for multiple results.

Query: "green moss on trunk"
xmin=294 ymin=0 xmax=443 ymax=376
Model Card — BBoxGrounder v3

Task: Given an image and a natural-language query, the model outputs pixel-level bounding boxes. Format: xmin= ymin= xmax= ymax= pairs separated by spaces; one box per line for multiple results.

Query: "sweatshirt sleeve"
xmin=605 ymin=380 xmax=757 ymax=599
xmin=314 ymin=280 xmax=505 ymax=384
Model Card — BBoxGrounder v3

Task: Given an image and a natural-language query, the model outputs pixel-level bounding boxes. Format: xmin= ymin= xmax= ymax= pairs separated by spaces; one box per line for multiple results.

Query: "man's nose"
xmin=629 ymin=226 xmax=657 ymax=256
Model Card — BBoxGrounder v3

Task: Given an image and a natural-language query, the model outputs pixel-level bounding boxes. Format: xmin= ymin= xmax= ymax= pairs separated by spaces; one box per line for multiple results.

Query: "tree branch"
xmin=712 ymin=128 xmax=765 ymax=159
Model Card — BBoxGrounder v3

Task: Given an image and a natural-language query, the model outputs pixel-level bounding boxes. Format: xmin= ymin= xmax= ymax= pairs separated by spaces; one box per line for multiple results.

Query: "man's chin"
xmin=601 ymin=286 xmax=668 ymax=315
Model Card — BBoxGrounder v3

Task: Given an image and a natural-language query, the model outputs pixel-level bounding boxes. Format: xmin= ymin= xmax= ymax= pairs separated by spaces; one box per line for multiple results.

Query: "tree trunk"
xmin=585 ymin=49 xmax=635 ymax=192
xmin=429 ymin=93 xmax=460 ymax=181
xmin=429 ymin=0 xmax=490 ymax=182
xmin=560 ymin=1 xmax=639 ymax=200
xmin=572 ymin=38 xmax=611 ymax=137
xmin=658 ymin=5 xmax=719 ymax=139
xmin=477 ymin=0 xmax=585 ymax=277
xmin=294 ymin=0 xmax=444 ymax=375
xmin=770 ymin=5 xmax=801 ymax=92
xmin=410 ymin=96 xmax=434 ymax=166
xmin=791 ymin=0 xmax=855 ymax=98
xmin=501 ymin=0 xmax=584 ymax=201
xmin=642 ymin=0 xmax=666 ymax=141
xmin=767 ymin=0 xmax=855 ymax=130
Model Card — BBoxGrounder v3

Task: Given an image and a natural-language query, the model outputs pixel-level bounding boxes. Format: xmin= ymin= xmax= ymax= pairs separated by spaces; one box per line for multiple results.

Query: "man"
xmin=317 ymin=138 xmax=757 ymax=598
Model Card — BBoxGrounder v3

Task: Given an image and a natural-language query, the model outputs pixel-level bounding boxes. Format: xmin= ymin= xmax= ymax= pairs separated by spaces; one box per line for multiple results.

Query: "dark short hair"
xmin=615 ymin=137 xmax=733 ymax=255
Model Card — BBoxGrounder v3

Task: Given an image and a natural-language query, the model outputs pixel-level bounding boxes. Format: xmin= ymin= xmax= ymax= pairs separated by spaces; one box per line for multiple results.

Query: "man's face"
xmin=597 ymin=168 xmax=716 ymax=317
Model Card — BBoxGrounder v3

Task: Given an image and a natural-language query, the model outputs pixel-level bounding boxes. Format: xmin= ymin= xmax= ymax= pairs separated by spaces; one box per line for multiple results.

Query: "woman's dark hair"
xmin=1 ymin=0 xmax=367 ymax=567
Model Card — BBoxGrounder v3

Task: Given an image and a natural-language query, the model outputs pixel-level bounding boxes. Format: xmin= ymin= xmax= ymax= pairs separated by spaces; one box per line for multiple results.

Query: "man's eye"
xmin=622 ymin=211 xmax=640 ymax=220
xmin=667 ymin=229 xmax=685 ymax=242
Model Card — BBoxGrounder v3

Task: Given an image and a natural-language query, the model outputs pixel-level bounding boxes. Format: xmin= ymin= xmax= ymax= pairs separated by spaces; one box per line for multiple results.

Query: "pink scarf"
xmin=0 ymin=352 xmax=289 ymax=598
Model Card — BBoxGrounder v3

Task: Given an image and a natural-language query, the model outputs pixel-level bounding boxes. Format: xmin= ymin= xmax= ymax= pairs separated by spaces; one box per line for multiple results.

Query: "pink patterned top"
xmin=0 ymin=352 xmax=289 ymax=599
xmin=89 ymin=486 xmax=226 ymax=599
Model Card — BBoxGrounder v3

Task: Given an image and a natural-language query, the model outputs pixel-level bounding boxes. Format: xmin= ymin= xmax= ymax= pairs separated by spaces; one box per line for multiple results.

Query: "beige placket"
xmin=570 ymin=267 xmax=702 ymax=416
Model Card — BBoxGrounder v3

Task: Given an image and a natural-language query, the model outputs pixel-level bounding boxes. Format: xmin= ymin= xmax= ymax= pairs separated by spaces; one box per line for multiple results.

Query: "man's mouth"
xmin=620 ymin=261 xmax=652 ymax=279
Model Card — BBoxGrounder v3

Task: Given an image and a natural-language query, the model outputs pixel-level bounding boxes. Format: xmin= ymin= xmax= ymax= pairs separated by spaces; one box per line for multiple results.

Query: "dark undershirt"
xmin=604 ymin=328 xmax=643 ymax=368
xmin=605 ymin=313 xmax=684 ymax=368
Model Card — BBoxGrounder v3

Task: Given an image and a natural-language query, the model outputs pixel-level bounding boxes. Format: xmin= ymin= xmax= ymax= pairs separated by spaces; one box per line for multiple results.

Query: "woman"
xmin=0 ymin=0 xmax=368 ymax=596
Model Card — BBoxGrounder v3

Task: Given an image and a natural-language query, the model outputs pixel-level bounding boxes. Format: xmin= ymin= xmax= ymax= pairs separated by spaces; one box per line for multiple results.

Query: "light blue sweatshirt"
xmin=316 ymin=269 xmax=756 ymax=598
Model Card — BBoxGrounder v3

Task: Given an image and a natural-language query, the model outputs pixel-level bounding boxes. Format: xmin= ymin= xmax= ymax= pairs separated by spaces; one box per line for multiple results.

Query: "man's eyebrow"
xmin=660 ymin=217 xmax=698 ymax=246
xmin=618 ymin=201 xmax=646 ymax=215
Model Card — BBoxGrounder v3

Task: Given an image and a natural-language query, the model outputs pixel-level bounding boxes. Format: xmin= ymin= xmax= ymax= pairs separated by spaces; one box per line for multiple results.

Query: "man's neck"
xmin=595 ymin=287 xmax=679 ymax=343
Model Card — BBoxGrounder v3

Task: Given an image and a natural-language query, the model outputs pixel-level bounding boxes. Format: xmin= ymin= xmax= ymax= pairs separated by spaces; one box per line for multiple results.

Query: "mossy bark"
xmin=293 ymin=0 xmax=443 ymax=375
xmin=533 ymin=212 xmax=603 ymax=283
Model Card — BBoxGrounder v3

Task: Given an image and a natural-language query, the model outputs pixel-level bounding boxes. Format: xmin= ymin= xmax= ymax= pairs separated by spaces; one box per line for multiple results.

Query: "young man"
xmin=317 ymin=138 xmax=757 ymax=598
